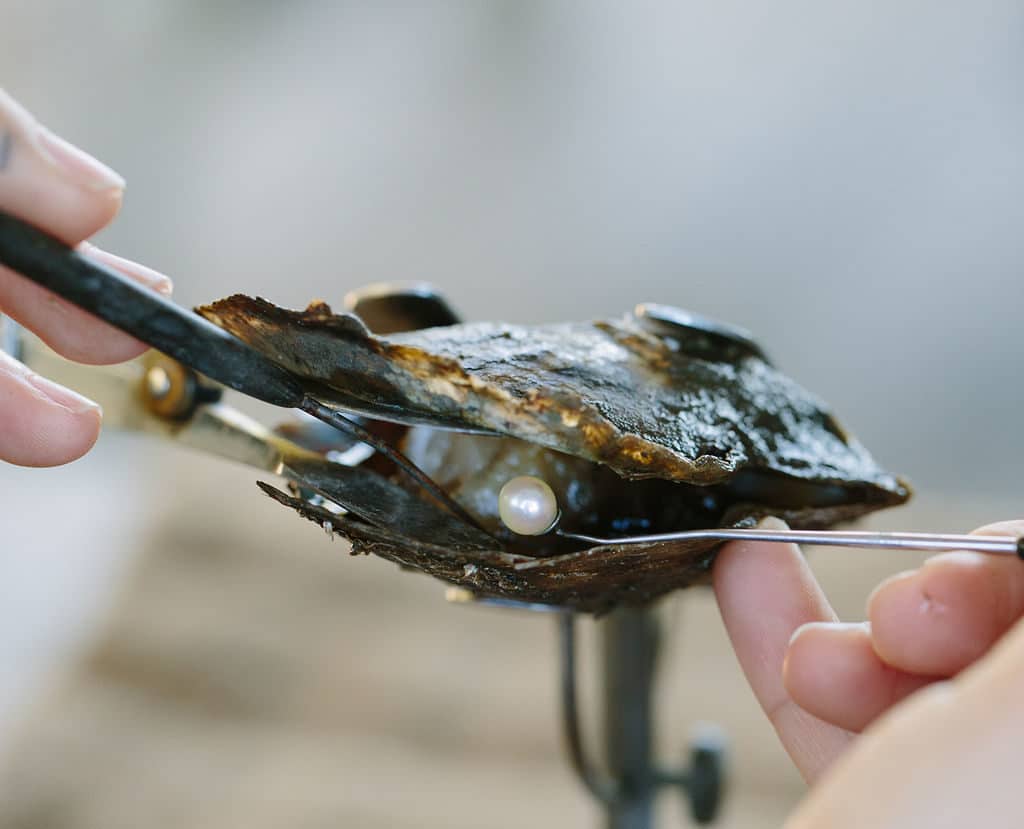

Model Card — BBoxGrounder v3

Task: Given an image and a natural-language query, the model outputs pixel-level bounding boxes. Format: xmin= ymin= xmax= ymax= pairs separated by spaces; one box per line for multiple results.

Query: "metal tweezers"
xmin=0 ymin=209 xmax=1019 ymax=561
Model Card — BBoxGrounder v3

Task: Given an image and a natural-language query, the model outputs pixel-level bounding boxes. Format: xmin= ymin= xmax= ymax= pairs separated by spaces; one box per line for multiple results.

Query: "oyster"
xmin=198 ymin=290 xmax=910 ymax=612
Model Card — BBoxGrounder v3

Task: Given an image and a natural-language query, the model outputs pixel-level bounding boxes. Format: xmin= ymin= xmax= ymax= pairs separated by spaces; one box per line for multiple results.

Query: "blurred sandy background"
xmin=0 ymin=2 xmax=1021 ymax=826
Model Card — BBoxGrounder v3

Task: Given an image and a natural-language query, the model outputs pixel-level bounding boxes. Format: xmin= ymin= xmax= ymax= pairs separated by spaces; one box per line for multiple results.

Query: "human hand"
xmin=0 ymin=89 xmax=171 ymax=466
xmin=714 ymin=518 xmax=1024 ymax=826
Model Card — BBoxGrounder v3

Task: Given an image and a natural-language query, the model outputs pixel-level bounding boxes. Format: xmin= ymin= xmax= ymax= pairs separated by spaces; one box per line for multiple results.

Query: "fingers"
xmin=713 ymin=517 xmax=854 ymax=782
xmin=786 ymin=616 xmax=1024 ymax=829
xmin=786 ymin=544 xmax=1024 ymax=828
xmin=68 ymin=243 xmax=173 ymax=361
xmin=867 ymin=520 xmax=1024 ymax=676
xmin=0 ymin=244 xmax=170 ymax=466
xmin=783 ymin=520 xmax=1024 ymax=734
xmin=784 ymin=622 xmax=934 ymax=732
xmin=0 ymin=90 xmax=175 ymax=466
xmin=0 ymin=88 xmax=171 ymax=363
xmin=0 ymin=349 xmax=101 ymax=466
xmin=0 ymin=89 xmax=124 ymax=237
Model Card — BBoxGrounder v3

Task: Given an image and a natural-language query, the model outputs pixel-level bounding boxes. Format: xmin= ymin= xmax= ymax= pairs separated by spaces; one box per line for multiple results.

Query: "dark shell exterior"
xmin=198 ymin=295 xmax=911 ymax=612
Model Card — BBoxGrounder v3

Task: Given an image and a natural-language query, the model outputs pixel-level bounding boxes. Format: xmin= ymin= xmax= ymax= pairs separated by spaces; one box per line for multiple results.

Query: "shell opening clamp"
xmin=0 ymin=209 xmax=484 ymax=534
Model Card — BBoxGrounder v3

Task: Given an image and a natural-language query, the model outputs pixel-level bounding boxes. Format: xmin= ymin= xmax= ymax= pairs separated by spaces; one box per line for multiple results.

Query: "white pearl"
xmin=498 ymin=476 xmax=559 ymax=536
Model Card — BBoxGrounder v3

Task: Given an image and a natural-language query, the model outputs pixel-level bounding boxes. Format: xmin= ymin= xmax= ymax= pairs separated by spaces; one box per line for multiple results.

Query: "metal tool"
xmin=560 ymin=609 xmax=724 ymax=828
xmin=0 ymin=211 xmax=724 ymax=827
xmin=1 ymin=208 xmax=1013 ymax=828
xmin=0 ymin=209 xmax=483 ymax=531
xmin=493 ymin=475 xmax=1022 ymax=561
xmin=554 ymin=527 xmax=1024 ymax=559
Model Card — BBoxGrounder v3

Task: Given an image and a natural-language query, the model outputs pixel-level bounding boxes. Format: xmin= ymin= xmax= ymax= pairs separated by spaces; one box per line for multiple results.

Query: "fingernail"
xmin=788 ymin=620 xmax=869 ymax=648
xmin=36 ymin=127 xmax=125 ymax=193
xmin=756 ymin=515 xmax=790 ymax=530
xmin=80 ymin=243 xmax=173 ymax=295
xmin=921 ymin=551 xmax=984 ymax=569
xmin=788 ymin=621 xmax=817 ymax=647
xmin=25 ymin=372 xmax=102 ymax=417
xmin=865 ymin=569 xmax=916 ymax=616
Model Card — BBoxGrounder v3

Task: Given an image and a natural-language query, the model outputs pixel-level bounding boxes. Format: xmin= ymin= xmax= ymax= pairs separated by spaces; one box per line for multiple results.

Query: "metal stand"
xmin=603 ymin=607 xmax=659 ymax=828
xmin=559 ymin=608 xmax=726 ymax=827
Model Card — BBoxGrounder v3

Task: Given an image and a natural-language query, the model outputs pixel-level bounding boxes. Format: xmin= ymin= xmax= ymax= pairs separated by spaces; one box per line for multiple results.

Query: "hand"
xmin=714 ymin=518 xmax=1024 ymax=826
xmin=0 ymin=89 xmax=171 ymax=466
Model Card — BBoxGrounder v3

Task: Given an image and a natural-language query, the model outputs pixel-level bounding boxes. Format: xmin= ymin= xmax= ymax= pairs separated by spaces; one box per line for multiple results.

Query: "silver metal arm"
xmin=556 ymin=528 xmax=1023 ymax=558
xmin=11 ymin=324 xmax=320 ymax=474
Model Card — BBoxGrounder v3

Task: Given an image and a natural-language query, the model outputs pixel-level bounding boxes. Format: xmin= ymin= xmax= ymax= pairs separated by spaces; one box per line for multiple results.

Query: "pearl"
xmin=498 ymin=476 xmax=560 ymax=536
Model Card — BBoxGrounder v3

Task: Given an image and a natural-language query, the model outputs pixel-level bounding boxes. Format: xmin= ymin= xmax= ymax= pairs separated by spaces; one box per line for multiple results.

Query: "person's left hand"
xmin=0 ymin=89 xmax=172 ymax=466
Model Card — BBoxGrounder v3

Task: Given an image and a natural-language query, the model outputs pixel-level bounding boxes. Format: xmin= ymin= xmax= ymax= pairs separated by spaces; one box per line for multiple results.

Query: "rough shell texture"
xmin=258 ymin=481 xmax=892 ymax=613
xmin=198 ymin=295 xmax=911 ymax=612
xmin=199 ymin=297 xmax=907 ymax=492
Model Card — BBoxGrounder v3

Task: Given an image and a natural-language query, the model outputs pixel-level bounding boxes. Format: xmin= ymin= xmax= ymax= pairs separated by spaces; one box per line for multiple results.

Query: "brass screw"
xmin=141 ymin=358 xmax=197 ymax=420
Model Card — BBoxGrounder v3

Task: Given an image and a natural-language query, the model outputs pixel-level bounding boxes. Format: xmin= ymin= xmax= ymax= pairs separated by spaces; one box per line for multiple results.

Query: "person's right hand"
xmin=713 ymin=518 xmax=1024 ymax=781
xmin=782 ymin=519 xmax=1024 ymax=738
xmin=0 ymin=89 xmax=172 ymax=466
xmin=785 ymin=519 xmax=1024 ymax=828
xmin=714 ymin=518 xmax=1024 ymax=826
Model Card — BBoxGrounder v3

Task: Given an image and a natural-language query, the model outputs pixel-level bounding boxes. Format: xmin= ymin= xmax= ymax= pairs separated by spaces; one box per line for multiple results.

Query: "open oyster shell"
xmin=198 ymin=292 xmax=910 ymax=612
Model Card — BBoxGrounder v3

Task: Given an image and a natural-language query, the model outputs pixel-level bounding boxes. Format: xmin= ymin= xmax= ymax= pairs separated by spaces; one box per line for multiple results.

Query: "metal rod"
xmin=558 ymin=613 xmax=620 ymax=807
xmin=602 ymin=607 xmax=660 ymax=829
xmin=0 ymin=211 xmax=305 ymax=408
xmin=557 ymin=528 xmax=1024 ymax=557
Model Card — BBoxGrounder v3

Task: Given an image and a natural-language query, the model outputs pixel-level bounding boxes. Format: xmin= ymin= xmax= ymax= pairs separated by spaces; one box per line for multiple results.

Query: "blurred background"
xmin=0 ymin=1 xmax=1021 ymax=826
